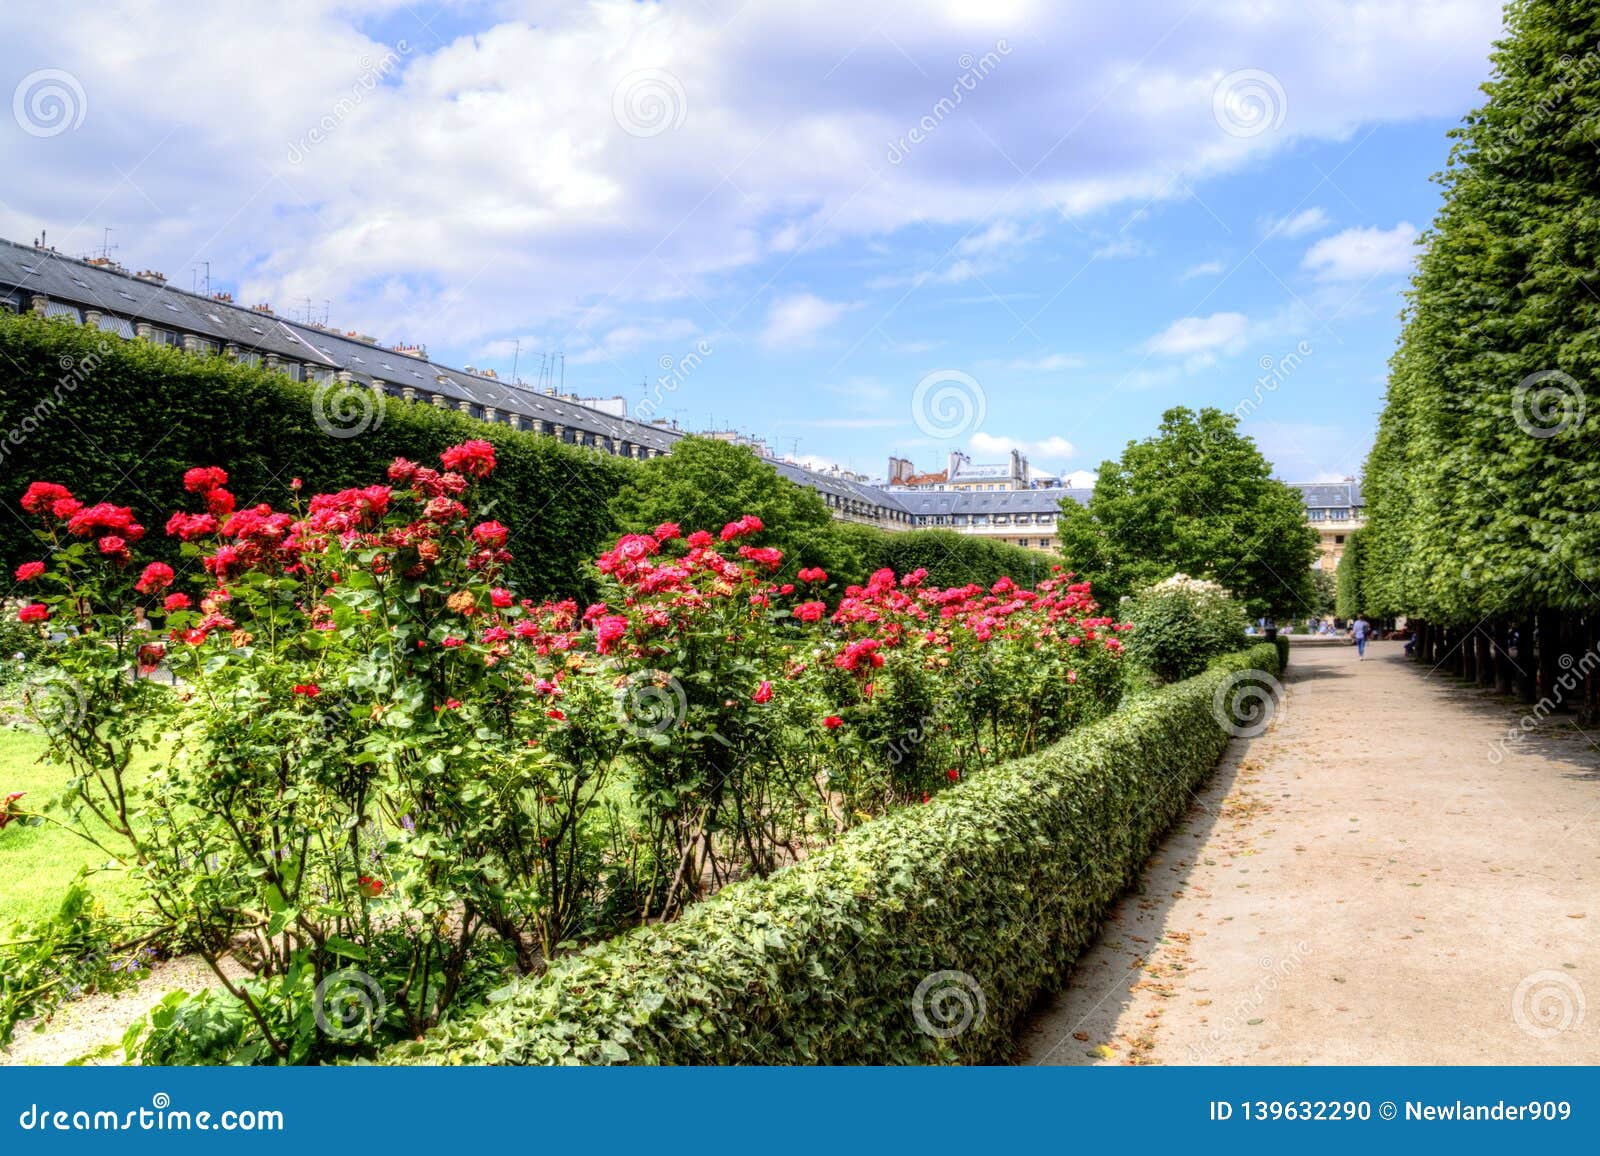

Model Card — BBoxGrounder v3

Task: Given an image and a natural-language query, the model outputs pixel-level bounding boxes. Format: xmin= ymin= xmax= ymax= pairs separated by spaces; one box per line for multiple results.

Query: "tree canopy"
xmin=1056 ymin=406 xmax=1318 ymax=616
xmin=610 ymin=436 xmax=861 ymax=578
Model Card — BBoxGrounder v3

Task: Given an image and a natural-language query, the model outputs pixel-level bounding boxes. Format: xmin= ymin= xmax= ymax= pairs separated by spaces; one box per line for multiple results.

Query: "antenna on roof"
xmin=511 ymin=339 xmax=520 ymax=385
xmin=190 ymin=261 xmax=210 ymax=297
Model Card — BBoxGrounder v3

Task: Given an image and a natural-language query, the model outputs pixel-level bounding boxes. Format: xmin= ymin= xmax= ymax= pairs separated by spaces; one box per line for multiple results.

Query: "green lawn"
xmin=0 ymin=727 xmax=140 ymax=925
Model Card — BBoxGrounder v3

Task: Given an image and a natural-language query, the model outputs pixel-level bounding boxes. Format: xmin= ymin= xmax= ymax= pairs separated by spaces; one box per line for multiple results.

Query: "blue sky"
xmin=0 ymin=0 xmax=1508 ymax=483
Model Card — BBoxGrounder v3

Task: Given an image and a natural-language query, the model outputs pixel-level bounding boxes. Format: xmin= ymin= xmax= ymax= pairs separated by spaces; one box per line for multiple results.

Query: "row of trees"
xmin=1361 ymin=0 xmax=1600 ymax=713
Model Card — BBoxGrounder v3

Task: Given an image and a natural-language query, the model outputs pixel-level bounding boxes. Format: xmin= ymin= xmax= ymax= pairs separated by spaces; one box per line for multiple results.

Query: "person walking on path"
xmin=1352 ymin=614 xmax=1370 ymax=660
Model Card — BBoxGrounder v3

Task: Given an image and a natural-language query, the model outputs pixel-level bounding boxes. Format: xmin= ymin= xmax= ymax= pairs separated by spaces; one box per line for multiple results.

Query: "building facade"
xmin=1292 ymin=480 xmax=1365 ymax=570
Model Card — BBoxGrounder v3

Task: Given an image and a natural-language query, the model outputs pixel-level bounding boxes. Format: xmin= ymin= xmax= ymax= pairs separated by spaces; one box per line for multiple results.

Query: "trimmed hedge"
xmin=392 ymin=641 xmax=1285 ymax=1065
xmin=872 ymin=528 xmax=1054 ymax=590
xmin=0 ymin=314 xmax=633 ymax=600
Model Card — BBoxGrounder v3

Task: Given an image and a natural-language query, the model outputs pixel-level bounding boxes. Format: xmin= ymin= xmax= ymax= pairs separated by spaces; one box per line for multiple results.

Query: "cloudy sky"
xmin=1 ymin=0 xmax=1508 ymax=482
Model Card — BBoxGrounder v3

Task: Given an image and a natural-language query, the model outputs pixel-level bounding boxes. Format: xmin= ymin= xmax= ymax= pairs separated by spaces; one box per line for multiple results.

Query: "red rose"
xmin=471 ymin=520 xmax=509 ymax=547
xmin=292 ymin=683 xmax=321 ymax=697
xmin=357 ymin=875 xmax=384 ymax=898
xmin=798 ymin=567 xmax=828 ymax=584
xmin=440 ymin=440 xmax=497 ymax=478
xmin=653 ymin=522 xmax=682 ymax=541
xmin=20 ymin=482 xmax=74 ymax=517
xmin=183 ymin=466 xmax=229 ymax=494
xmin=163 ymin=592 xmax=192 ymax=613
xmin=946 ymin=768 xmax=960 ymax=782
xmin=0 ymin=791 xmax=25 ymax=831
xmin=594 ymin=615 xmax=628 ymax=655
xmin=135 ymin=561 xmax=175 ymax=593
xmin=18 ymin=603 xmax=49 ymax=623
xmin=14 ymin=561 xmax=45 ymax=581
xmin=205 ymin=488 xmax=236 ymax=518
xmin=823 ymin=715 xmax=843 ymax=729
xmin=753 ymin=680 xmax=773 ymax=704
xmin=546 ymin=708 xmax=566 ymax=721
xmin=490 ymin=587 xmax=513 ymax=608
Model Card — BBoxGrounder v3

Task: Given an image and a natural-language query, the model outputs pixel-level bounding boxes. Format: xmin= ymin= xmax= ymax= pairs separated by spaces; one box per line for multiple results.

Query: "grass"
xmin=0 ymin=726 xmax=140 ymax=926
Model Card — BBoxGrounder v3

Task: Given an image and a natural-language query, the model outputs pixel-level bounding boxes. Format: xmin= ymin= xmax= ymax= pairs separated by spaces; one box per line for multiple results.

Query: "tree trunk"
xmin=1535 ymin=611 xmax=1562 ymax=706
xmin=1462 ymin=626 xmax=1478 ymax=682
xmin=1517 ymin=617 xmax=1537 ymax=703
xmin=1493 ymin=620 xmax=1514 ymax=695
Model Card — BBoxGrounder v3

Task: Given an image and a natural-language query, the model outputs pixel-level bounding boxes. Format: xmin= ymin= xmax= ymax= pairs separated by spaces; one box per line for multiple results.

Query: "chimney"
xmin=252 ymin=302 xmax=272 ymax=313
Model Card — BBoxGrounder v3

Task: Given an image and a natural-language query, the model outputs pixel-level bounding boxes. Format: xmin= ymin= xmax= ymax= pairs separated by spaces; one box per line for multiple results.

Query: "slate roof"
xmin=0 ymin=238 xmax=686 ymax=454
xmin=1292 ymin=481 xmax=1364 ymax=509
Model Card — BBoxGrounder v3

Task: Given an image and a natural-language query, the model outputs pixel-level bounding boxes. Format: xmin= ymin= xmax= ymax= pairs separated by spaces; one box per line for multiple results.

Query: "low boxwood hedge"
xmin=391 ymin=641 xmax=1285 ymax=1066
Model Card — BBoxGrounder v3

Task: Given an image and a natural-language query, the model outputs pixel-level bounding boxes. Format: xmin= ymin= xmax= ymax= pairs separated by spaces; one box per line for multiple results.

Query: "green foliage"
xmin=1123 ymin=574 xmax=1250 ymax=683
xmin=0 ymin=876 xmax=149 ymax=1047
xmin=0 ymin=313 xmax=631 ymax=601
xmin=1310 ymin=568 xmax=1337 ymax=618
xmin=871 ymin=529 xmax=1051 ymax=590
xmin=610 ymin=438 xmax=847 ymax=577
xmin=391 ymin=643 xmax=1282 ymax=1066
xmin=1362 ymin=0 xmax=1600 ymax=622
xmin=1057 ymin=406 xmax=1318 ymax=616
xmin=1335 ymin=531 xmax=1366 ymax=620
xmin=609 ymin=438 xmax=1052 ymax=591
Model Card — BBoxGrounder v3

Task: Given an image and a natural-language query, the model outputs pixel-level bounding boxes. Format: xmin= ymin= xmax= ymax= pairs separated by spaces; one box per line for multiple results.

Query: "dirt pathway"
xmin=1018 ymin=641 xmax=1600 ymax=1065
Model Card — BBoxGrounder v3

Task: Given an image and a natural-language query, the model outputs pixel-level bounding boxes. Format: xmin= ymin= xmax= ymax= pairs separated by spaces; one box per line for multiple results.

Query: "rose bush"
xmin=6 ymin=446 xmax=1125 ymax=1063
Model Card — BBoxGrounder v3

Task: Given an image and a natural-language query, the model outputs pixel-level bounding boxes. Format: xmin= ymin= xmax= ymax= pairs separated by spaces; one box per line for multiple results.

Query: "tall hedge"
xmin=1334 ymin=530 xmax=1366 ymax=620
xmin=0 ymin=314 xmax=633 ymax=599
xmin=1360 ymin=0 xmax=1600 ymax=700
xmin=392 ymin=642 xmax=1284 ymax=1065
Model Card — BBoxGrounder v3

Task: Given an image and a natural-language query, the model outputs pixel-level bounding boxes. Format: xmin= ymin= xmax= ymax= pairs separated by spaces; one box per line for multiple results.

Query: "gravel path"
xmin=1 ymin=955 xmax=237 ymax=1066
xmin=1019 ymin=641 xmax=1600 ymax=1065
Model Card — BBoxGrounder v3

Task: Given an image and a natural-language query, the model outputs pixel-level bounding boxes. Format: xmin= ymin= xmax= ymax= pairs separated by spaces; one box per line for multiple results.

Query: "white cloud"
xmin=1061 ymin=468 xmax=1099 ymax=488
xmin=1302 ymin=222 xmax=1419 ymax=281
xmin=1001 ymin=353 xmax=1085 ymax=371
xmin=760 ymin=293 xmax=846 ymax=347
xmin=566 ymin=317 xmax=701 ymax=364
xmin=1260 ymin=206 xmax=1330 ymax=239
xmin=1180 ymin=259 xmax=1226 ymax=281
xmin=0 ymin=1 xmax=1503 ymax=348
xmin=1146 ymin=311 xmax=1249 ymax=356
xmin=970 ymin=431 xmax=1078 ymax=462
xmin=1092 ymin=236 xmax=1150 ymax=259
